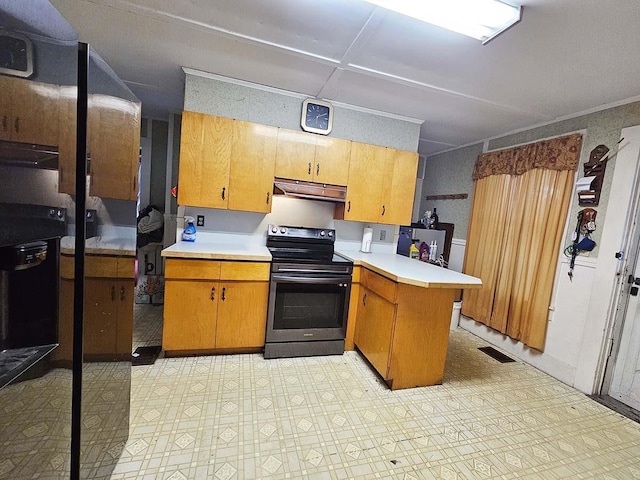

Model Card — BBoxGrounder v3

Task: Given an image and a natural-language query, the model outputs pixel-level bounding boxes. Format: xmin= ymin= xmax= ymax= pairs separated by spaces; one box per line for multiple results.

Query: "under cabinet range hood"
xmin=0 ymin=140 xmax=59 ymax=169
xmin=273 ymin=177 xmax=347 ymax=203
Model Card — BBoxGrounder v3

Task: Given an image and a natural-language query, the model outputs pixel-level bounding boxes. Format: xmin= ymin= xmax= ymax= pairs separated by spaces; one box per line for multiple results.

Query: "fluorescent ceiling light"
xmin=363 ymin=0 xmax=523 ymax=44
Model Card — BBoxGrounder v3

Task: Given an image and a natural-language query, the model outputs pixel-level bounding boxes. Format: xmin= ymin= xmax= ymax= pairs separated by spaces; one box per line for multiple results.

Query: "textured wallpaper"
xmin=183 ymin=73 xmax=420 ymax=152
xmin=420 ymin=143 xmax=484 ymax=240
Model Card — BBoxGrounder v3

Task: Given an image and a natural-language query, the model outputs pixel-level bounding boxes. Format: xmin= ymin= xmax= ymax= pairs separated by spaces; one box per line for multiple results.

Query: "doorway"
xmin=601 ymin=125 xmax=640 ymax=414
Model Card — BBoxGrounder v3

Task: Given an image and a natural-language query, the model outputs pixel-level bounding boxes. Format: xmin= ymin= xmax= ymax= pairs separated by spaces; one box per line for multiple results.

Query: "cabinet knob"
xmin=221 ymin=187 xmax=226 ymax=200
xmin=347 ymin=201 xmax=351 ymax=213
xmin=381 ymin=205 xmax=385 ymax=216
xmin=222 ymin=287 xmax=226 ymax=301
xmin=266 ymin=191 xmax=270 ymax=204
xmin=210 ymin=286 xmax=215 ymax=301
xmin=316 ymin=163 xmax=320 ymax=176
xmin=120 ymin=286 xmax=125 ymax=301
xmin=308 ymin=162 xmax=312 ymax=175
xmin=362 ymin=293 xmax=367 ymax=306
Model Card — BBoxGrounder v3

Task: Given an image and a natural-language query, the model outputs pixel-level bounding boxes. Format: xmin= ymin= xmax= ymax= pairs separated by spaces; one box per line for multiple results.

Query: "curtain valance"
xmin=472 ymin=133 xmax=583 ymax=180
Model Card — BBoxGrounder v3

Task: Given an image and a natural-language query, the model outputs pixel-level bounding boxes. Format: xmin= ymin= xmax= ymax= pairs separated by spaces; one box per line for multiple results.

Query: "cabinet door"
xmin=115 ymin=280 xmax=134 ymax=356
xmin=58 ymin=87 xmax=77 ymax=195
xmin=163 ymin=280 xmax=218 ymax=350
xmin=0 ymin=76 xmax=12 ymax=141
xmin=216 ymin=281 xmax=269 ymax=348
xmin=314 ymin=136 xmax=351 ymax=185
xmin=178 ymin=111 xmax=233 ymax=208
xmin=84 ymin=279 xmax=118 ymax=355
xmin=354 ymin=287 xmax=396 ymax=378
xmin=379 ymin=148 xmax=418 ymax=225
xmin=343 ymin=142 xmax=386 ymax=222
xmin=274 ymin=128 xmax=316 ymax=181
xmin=89 ymin=95 xmax=140 ymax=201
xmin=9 ymin=77 xmax=59 ymax=145
xmin=228 ymin=120 xmax=277 ymax=213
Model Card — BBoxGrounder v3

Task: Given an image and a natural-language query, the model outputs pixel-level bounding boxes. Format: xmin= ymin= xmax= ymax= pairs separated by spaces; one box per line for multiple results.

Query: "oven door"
xmin=266 ymin=272 xmax=352 ymax=343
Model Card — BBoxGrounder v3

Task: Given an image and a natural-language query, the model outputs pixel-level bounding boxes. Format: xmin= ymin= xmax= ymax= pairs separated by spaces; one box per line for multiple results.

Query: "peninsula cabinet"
xmin=178 ymin=112 xmax=277 ymax=213
xmin=353 ymin=267 xmax=457 ymax=390
xmin=336 ymin=142 xmax=418 ymax=225
xmin=0 ymin=76 xmax=59 ymax=146
xmin=163 ymin=259 xmax=270 ymax=354
xmin=275 ymin=128 xmax=351 ymax=185
xmin=55 ymin=254 xmax=135 ymax=362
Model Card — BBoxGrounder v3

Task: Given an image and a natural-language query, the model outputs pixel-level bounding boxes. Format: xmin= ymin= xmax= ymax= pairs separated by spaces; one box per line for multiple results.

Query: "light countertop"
xmin=60 ymin=236 xmax=136 ymax=256
xmin=336 ymin=250 xmax=482 ymax=289
xmin=162 ymin=239 xmax=272 ymax=262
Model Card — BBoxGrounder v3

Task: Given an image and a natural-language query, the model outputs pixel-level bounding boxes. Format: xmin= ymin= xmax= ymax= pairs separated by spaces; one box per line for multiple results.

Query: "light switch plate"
xmin=197 ymin=215 xmax=205 ymax=227
xmin=380 ymin=230 xmax=386 ymax=241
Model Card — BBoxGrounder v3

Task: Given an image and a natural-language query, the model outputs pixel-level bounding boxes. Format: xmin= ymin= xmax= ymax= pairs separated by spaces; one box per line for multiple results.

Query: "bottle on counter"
xmin=182 ymin=216 xmax=197 ymax=242
xmin=429 ymin=208 xmax=439 ymax=229
xmin=419 ymin=242 xmax=430 ymax=262
xmin=409 ymin=241 xmax=420 ymax=260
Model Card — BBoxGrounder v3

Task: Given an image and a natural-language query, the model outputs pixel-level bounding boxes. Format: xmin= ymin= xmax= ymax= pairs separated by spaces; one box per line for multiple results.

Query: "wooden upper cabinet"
xmin=57 ymin=87 xmax=77 ymax=195
xmin=0 ymin=76 xmax=59 ymax=145
xmin=89 ymin=95 xmax=141 ymax=201
xmin=378 ymin=148 xmax=418 ymax=225
xmin=228 ymin=120 xmax=277 ymax=213
xmin=314 ymin=136 xmax=351 ymax=185
xmin=342 ymin=141 xmax=387 ymax=222
xmin=274 ymin=128 xmax=351 ymax=185
xmin=178 ymin=112 xmax=233 ymax=208
xmin=274 ymin=128 xmax=317 ymax=180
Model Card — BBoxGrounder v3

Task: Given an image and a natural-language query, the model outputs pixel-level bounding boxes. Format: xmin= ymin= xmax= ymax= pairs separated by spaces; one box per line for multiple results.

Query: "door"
xmin=314 ymin=136 xmax=351 ymax=185
xmin=274 ymin=128 xmax=316 ymax=181
xmin=115 ymin=280 xmax=134 ymax=356
xmin=229 ymin=120 xmax=277 ymax=213
xmin=178 ymin=111 xmax=232 ymax=208
xmin=354 ymin=287 xmax=396 ymax=377
xmin=84 ymin=279 xmax=118 ymax=355
xmin=58 ymin=86 xmax=77 ymax=194
xmin=9 ymin=77 xmax=59 ymax=145
xmin=0 ymin=76 xmax=12 ymax=141
xmin=343 ymin=142 xmax=386 ymax=222
xmin=216 ymin=281 xmax=269 ymax=348
xmin=163 ymin=280 xmax=218 ymax=350
xmin=379 ymin=148 xmax=418 ymax=225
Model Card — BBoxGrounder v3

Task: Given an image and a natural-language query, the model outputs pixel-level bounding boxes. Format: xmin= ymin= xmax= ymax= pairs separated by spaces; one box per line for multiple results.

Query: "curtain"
xmin=462 ymin=134 xmax=582 ymax=350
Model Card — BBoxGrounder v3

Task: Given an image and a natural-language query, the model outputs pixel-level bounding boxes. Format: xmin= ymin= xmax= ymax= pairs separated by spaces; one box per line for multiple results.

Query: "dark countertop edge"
xmin=0 ymin=344 xmax=58 ymax=391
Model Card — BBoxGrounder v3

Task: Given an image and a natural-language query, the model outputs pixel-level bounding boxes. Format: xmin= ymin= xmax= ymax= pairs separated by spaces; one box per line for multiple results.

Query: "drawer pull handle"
xmin=210 ymin=286 xmax=215 ymax=301
xmin=308 ymin=162 xmax=311 ymax=175
xmin=316 ymin=163 xmax=320 ymax=176
xmin=266 ymin=191 xmax=270 ymax=204
xmin=381 ymin=205 xmax=385 ymax=216
xmin=222 ymin=287 xmax=226 ymax=301
xmin=347 ymin=201 xmax=351 ymax=213
xmin=221 ymin=187 xmax=225 ymax=200
xmin=362 ymin=293 xmax=367 ymax=306
xmin=120 ymin=286 xmax=125 ymax=301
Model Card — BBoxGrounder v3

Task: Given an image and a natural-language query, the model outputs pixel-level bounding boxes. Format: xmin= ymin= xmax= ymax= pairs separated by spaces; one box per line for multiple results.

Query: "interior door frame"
xmin=600 ymin=126 xmax=640 ymax=395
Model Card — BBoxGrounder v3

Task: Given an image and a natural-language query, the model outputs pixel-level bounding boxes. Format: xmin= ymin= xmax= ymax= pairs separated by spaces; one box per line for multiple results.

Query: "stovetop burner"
xmin=0 ymin=203 xmax=67 ymax=247
xmin=267 ymin=224 xmax=352 ymax=268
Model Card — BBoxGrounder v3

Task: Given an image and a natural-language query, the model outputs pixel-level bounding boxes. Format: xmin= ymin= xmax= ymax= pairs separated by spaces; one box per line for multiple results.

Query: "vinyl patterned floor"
xmin=112 ymin=305 xmax=640 ymax=480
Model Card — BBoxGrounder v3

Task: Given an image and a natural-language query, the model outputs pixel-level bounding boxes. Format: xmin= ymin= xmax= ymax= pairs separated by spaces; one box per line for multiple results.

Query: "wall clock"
xmin=301 ymin=98 xmax=333 ymax=135
xmin=0 ymin=30 xmax=34 ymax=78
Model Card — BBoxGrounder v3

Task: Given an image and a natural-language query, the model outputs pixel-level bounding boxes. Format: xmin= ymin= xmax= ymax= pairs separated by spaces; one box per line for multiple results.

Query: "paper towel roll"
xmin=361 ymin=227 xmax=373 ymax=253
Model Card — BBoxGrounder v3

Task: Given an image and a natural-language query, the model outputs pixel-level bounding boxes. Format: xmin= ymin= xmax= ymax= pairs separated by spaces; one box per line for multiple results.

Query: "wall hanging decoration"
xmin=577 ymin=144 xmax=609 ymax=206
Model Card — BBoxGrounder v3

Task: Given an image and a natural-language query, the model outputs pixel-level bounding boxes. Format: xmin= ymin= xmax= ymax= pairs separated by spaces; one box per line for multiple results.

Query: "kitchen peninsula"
xmin=161 ymin=239 xmax=481 ymax=390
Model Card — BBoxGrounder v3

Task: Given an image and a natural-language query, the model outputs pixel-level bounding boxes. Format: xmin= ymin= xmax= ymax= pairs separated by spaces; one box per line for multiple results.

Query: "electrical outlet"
xmin=380 ymin=229 xmax=386 ymax=241
xmin=196 ymin=215 xmax=205 ymax=227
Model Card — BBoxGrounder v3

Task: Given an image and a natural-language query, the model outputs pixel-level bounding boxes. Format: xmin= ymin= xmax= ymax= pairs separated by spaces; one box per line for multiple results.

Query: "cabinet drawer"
xmin=165 ymin=259 xmax=221 ymax=280
xmin=60 ymin=255 xmax=134 ymax=279
xmin=220 ymin=261 xmax=270 ymax=281
xmin=362 ymin=268 xmax=397 ymax=304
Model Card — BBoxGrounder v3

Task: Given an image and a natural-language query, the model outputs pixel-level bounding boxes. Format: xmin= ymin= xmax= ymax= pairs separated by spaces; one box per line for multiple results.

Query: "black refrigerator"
xmin=0 ymin=1 xmax=139 ymax=478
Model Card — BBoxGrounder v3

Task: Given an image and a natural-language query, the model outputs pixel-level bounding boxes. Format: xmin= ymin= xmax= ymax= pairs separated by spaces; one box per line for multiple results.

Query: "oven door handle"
xmin=272 ymin=274 xmax=351 ymax=285
xmin=274 ymin=268 xmax=351 ymax=275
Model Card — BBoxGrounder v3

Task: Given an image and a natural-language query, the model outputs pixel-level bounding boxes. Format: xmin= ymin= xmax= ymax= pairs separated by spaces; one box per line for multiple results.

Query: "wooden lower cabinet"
xmin=55 ymin=254 xmax=134 ymax=362
xmin=162 ymin=259 xmax=270 ymax=353
xmin=353 ymin=268 xmax=457 ymax=390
